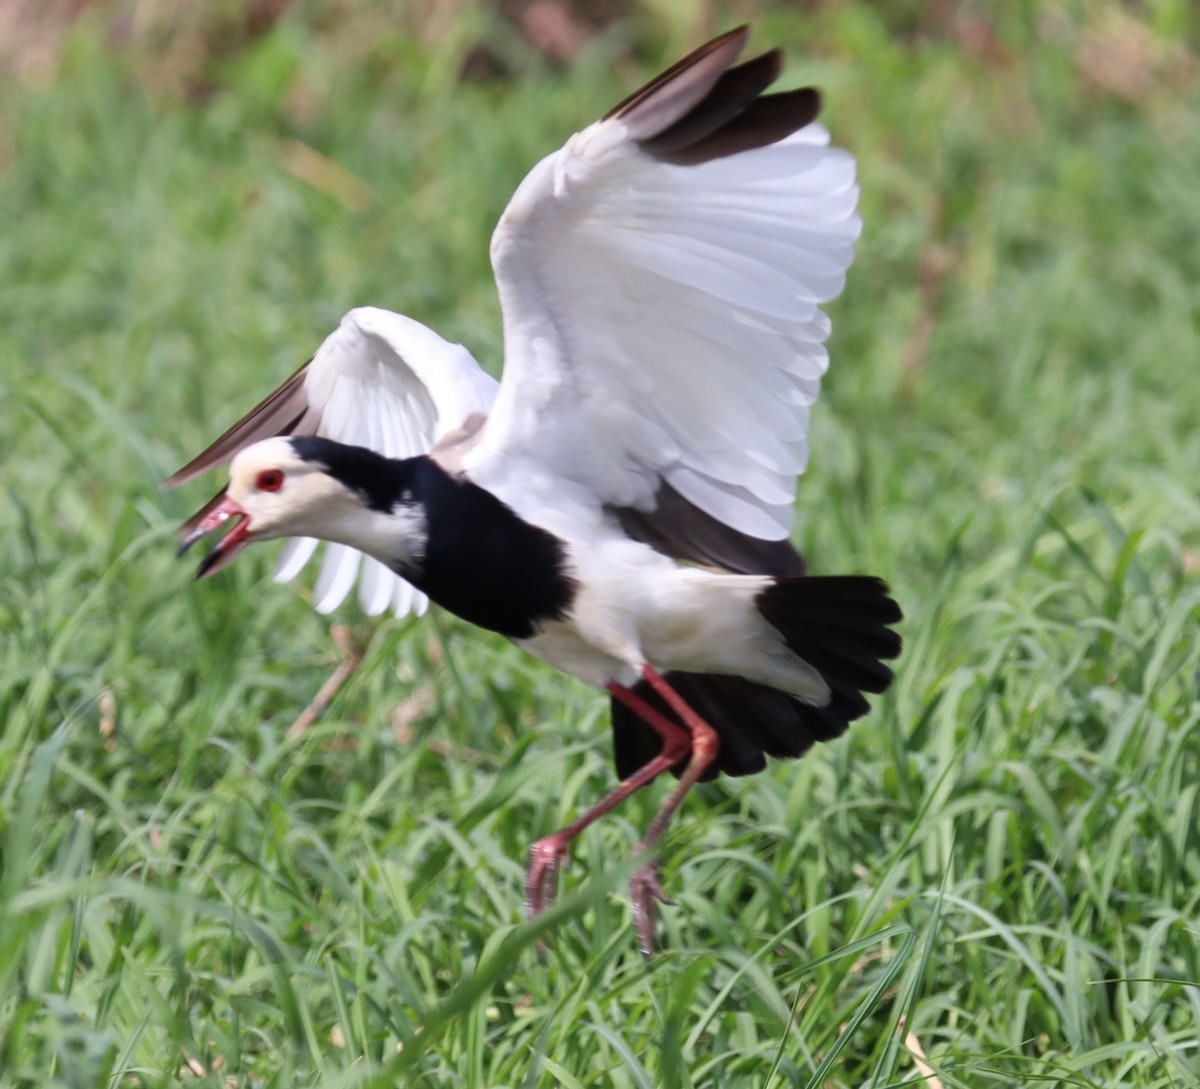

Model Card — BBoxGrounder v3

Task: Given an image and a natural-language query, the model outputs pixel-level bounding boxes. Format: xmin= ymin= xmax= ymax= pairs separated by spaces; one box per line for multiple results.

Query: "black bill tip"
xmin=194 ymin=545 xmax=224 ymax=580
xmin=178 ymin=525 xmax=208 ymax=558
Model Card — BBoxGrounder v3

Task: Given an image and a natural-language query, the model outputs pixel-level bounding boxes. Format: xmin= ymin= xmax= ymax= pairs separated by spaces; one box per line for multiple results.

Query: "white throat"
xmin=311 ymin=498 xmax=428 ymax=574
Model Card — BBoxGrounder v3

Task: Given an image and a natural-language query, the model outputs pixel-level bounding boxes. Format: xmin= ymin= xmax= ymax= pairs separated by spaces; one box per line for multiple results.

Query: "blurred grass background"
xmin=1 ymin=1 xmax=1199 ymax=1086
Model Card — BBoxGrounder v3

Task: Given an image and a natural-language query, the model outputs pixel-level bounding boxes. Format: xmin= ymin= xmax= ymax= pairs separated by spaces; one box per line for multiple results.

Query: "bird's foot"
xmin=524 ymin=833 xmax=572 ymax=921
xmin=629 ymin=859 xmax=677 ymax=958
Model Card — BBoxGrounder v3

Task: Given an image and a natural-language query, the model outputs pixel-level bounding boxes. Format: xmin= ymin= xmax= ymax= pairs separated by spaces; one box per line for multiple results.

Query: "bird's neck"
xmin=288 ymin=438 xmax=430 ymax=572
xmin=292 ymin=438 xmax=576 ymax=637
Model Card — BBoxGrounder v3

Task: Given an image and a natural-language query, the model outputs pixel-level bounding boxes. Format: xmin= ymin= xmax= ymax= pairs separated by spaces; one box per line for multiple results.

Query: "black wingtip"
xmin=603 ymin=26 xmax=751 ymax=131
xmin=602 ymin=27 xmax=821 ymax=165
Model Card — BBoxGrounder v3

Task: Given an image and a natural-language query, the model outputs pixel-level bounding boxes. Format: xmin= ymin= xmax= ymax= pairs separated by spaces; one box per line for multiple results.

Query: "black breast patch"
xmin=289 ymin=438 xmax=576 ymax=639
xmin=404 ymin=459 xmax=577 ymax=639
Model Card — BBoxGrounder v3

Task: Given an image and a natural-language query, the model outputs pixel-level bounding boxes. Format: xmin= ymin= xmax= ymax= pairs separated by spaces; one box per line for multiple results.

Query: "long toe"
xmin=524 ymin=835 xmax=570 ymax=920
xmin=629 ymin=861 xmax=676 ymax=958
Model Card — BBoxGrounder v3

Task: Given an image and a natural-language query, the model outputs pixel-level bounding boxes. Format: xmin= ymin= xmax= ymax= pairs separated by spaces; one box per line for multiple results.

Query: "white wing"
xmin=169 ymin=307 xmax=497 ymax=615
xmin=465 ymin=28 xmax=858 ymax=548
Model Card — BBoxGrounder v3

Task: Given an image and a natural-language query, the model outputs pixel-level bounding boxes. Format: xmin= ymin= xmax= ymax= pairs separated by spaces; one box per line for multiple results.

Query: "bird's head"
xmin=179 ymin=436 xmax=418 ymax=579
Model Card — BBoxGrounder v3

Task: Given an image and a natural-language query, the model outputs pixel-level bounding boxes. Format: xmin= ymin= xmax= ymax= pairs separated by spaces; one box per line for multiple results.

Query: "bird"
xmin=167 ymin=26 xmax=902 ymax=955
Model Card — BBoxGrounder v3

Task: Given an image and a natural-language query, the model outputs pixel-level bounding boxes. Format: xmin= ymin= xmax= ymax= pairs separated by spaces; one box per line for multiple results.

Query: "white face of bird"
xmin=179 ymin=437 xmax=423 ymax=579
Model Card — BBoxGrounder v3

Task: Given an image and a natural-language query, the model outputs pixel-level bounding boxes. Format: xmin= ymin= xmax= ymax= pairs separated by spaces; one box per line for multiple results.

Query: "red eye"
xmin=256 ymin=469 xmax=284 ymax=492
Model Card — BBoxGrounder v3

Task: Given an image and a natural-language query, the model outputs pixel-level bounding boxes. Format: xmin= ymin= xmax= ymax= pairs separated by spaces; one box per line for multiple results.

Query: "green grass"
xmin=2 ymin=2 xmax=1199 ymax=1086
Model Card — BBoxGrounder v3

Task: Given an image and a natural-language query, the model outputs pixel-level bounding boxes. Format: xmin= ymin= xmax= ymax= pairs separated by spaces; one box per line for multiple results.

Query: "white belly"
xmin=517 ymin=620 xmax=634 ymax=688
xmin=516 ymin=536 xmax=826 ymax=700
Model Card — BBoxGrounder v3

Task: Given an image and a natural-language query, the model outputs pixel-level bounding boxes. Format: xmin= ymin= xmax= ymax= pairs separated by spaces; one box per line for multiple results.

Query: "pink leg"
xmin=524 ymin=680 xmax=691 ymax=921
xmin=628 ymin=666 xmax=720 ymax=957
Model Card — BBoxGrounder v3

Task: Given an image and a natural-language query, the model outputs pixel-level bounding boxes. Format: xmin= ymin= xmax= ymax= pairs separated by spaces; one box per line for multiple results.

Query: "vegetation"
xmin=1 ymin=2 xmax=1197 ymax=1086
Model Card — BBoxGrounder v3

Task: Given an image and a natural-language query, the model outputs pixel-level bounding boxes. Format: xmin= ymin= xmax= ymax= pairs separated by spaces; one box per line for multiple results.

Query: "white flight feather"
xmin=465 ymin=117 xmax=860 ymax=542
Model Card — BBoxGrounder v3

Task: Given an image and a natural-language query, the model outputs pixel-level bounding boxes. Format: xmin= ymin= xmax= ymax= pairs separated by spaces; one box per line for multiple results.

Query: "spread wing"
xmin=465 ymin=27 xmax=858 ymax=565
xmin=167 ymin=306 xmax=498 ymax=615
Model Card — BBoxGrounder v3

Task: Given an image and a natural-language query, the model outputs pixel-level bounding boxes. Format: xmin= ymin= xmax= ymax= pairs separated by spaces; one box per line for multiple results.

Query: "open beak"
xmin=178 ymin=490 xmax=255 ymax=579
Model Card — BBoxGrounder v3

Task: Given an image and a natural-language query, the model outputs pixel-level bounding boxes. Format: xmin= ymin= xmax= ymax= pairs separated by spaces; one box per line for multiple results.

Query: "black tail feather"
xmin=610 ymin=575 xmax=902 ymax=781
